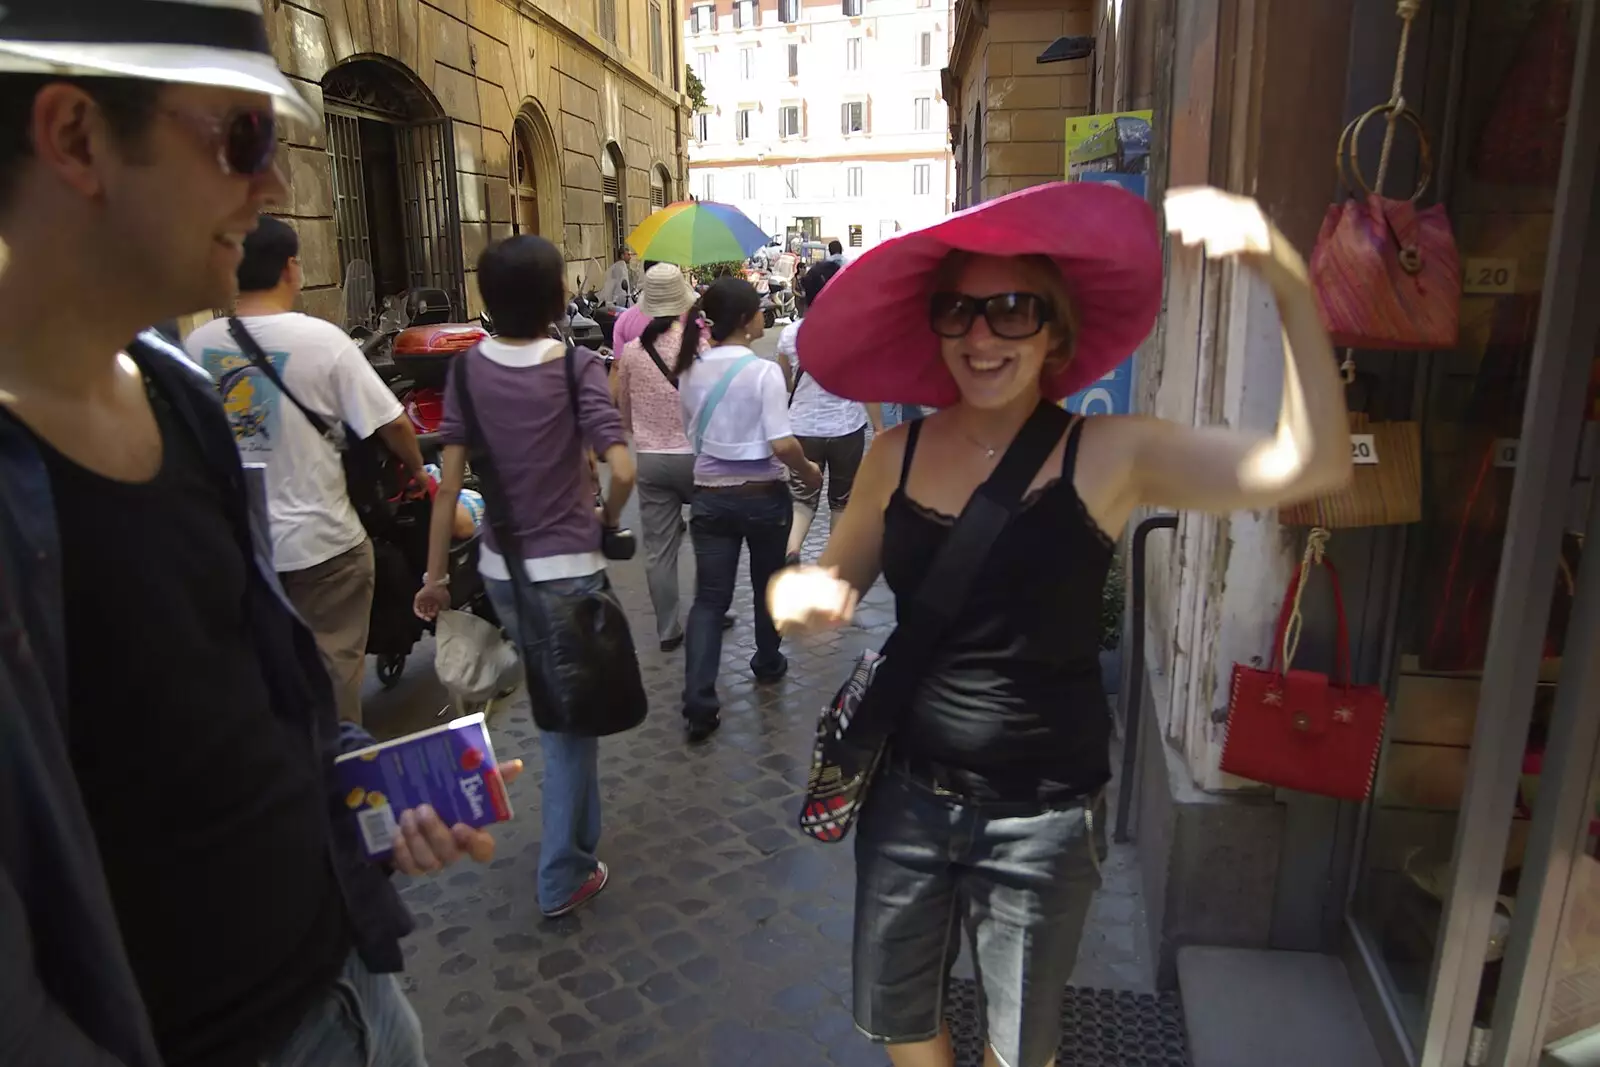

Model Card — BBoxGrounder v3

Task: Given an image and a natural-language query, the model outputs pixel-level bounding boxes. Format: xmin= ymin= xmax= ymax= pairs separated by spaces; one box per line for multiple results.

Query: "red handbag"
xmin=1220 ymin=537 xmax=1388 ymax=801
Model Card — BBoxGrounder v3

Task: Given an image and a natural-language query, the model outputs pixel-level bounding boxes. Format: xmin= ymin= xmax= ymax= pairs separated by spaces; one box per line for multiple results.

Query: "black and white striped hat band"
xmin=0 ymin=1 xmax=270 ymax=55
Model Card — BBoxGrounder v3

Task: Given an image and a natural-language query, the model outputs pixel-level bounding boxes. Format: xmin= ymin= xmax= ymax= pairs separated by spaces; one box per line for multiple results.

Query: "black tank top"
xmin=883 ymin=415 xmax=1114 ymax=795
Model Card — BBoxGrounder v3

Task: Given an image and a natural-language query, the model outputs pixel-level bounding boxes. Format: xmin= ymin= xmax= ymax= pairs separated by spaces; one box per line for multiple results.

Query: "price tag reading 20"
xmin=1350 ymin=433 xmax=1380 ymax=465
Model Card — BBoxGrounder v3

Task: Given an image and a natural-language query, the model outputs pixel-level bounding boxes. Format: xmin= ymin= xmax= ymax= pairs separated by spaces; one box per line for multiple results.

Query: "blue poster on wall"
xmin=1063 ymin=356 xmax=1135 ymax=417
xmin=1078 ymin=170 xmax=1147 ymax=198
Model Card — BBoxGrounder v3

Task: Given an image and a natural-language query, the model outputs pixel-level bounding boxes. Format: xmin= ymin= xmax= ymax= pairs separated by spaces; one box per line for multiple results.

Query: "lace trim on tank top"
xmin=894 ymin=415 xmax=1117 ymax=552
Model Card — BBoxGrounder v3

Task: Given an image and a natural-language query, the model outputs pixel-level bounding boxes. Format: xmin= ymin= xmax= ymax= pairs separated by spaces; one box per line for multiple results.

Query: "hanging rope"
xmin=1282 ymin=527 xmax=1332 ymax=668
xmin=1375 ymin=0 xmax=1425 ymax=194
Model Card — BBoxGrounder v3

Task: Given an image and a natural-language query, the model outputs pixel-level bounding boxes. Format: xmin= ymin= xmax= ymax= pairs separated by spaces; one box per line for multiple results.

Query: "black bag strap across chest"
xmin=846 ymin=401 xmax=1072 ymax=744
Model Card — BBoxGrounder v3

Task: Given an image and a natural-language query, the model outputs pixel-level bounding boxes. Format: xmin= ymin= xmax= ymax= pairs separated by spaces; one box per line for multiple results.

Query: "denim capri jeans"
xmin=851 ymin=765 xmax=1105 ymax=1067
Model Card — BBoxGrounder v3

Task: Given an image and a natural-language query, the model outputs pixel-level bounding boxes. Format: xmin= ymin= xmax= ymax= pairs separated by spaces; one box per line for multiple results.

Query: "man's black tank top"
xmin=882 ymin=415 xmax=1114 ymax=797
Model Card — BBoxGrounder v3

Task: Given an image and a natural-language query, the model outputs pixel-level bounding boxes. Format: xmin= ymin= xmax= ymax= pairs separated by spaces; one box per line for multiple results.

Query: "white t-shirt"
xmin=186 ymin=312 xmax=404 ymax=572
xmin=777 ymin=321 xmax=868 ymax=439
xmin=679 ymin=345 xmax=792 ymax=460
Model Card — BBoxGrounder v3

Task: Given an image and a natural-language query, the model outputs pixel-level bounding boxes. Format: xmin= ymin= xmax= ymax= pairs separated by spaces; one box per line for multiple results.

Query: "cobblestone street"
xmin=361 ymin=370 xmax=1163 ymax=1066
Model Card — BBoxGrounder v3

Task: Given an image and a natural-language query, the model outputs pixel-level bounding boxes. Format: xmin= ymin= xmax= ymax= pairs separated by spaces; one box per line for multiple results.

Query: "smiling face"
xmin=933 ymin=253 xmax=1075 ymax=410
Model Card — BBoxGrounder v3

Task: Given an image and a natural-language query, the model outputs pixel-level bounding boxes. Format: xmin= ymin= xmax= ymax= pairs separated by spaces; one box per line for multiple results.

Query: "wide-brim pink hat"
xmin=796 ymin=182 xmax=1163 ymax=405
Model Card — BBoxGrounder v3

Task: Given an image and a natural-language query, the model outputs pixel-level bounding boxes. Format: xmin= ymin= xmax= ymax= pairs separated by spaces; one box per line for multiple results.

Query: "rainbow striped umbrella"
xmin=626 ymin=201 xmax=770 ymax=266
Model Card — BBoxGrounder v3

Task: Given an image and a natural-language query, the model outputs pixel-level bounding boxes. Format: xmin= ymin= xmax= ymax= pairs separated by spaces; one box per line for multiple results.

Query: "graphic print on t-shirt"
xmin=203 ymin=347 xmax=291 ymax=456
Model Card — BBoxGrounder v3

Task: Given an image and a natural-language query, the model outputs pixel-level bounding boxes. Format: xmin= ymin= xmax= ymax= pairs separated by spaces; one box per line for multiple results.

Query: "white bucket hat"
xmin=638 ymin=263 xmax=695 ymax=319
xmin=0 ymin=0 xmax=317 ymax=125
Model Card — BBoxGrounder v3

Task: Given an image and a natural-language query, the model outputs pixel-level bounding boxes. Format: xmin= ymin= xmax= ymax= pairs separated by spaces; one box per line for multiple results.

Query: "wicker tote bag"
xmin=1280 ymin=411 xmax=1423 ymax=528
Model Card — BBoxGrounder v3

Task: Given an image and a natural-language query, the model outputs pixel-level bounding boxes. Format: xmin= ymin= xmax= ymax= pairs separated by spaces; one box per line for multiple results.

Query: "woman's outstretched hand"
xmin=768 ymin=565 xmax=858 ymax=634
xmin=1164 ymin=186 xmax=1309 ymax=290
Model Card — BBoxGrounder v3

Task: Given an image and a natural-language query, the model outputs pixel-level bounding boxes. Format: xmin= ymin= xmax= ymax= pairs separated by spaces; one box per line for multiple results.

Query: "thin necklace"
xmin=963 ymin=430 xmax=998 ymax=460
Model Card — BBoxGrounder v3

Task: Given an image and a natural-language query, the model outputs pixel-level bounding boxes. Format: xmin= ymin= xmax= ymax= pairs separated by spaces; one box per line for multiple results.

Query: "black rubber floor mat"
xmin=944 ymin=981 xmax=1192 ymax=1066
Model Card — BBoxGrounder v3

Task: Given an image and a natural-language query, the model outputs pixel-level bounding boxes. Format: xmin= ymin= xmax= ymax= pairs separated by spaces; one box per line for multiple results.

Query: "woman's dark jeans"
xmin=683 ymin=482 xmax=792 ymax=724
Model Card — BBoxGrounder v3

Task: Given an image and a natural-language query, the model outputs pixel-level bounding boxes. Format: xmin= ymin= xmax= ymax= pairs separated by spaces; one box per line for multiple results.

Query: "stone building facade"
xmin=942 ymin=0 xmax=1160 ymax=207
xmin=257 ymin=0 xmax=688 ymax=326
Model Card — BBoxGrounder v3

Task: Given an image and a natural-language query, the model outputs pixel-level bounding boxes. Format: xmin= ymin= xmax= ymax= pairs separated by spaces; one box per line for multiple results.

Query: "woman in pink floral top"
xmin=614 ymin=264 xmax=705 ymax=650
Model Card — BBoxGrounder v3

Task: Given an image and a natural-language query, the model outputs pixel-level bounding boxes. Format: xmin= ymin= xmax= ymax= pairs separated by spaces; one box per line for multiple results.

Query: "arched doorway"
xmin=322 ymin=56 xmax=467 ymax=323
xmin=602 ymin=143 xmax=627 ymax=258
xmin=511 ymin=103 xmax=560 ymax=239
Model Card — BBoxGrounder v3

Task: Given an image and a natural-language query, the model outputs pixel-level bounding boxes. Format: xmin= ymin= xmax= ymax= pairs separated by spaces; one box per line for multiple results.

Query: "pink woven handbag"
xmin=1310 ymin=104 xmax=1460 ymax=351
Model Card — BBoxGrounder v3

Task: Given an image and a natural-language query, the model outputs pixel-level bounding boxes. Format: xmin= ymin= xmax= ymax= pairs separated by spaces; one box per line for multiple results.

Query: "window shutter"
xmin=603 ymin=174 xmax=621 ymax=200
xmin=840 ymin=102 xmax=848 ymax=134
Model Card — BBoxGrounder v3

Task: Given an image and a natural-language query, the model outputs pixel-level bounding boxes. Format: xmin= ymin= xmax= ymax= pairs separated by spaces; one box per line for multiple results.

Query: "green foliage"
xmin=1100 ymin=550 xmax=1127 ymax=652
xmin=686 ymin=65 xmax=708 ymax=112
xmin=692 ymin=260 xmax=745 ymax=282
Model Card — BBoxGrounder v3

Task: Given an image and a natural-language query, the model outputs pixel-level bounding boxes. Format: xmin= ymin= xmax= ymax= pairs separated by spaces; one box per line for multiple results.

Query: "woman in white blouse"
xmin=776 ymin=260 xmax=882 ymax=565
xmin=674 ymin=276 xmax=822 ymax=743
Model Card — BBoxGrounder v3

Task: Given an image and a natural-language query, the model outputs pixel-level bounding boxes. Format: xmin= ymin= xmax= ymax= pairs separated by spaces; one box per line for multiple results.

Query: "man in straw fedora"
xmin=0 ymin=3 xmax=514 ymax=1065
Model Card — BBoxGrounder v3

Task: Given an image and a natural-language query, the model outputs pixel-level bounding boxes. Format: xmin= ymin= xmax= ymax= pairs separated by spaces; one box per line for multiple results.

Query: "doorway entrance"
xmin=322 ymin=57 xmax=467 ymax=324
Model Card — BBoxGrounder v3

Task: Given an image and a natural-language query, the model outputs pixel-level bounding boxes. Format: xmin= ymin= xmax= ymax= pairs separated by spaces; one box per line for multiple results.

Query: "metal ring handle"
xmin=1344 ymin=103 xmax=1434 ymax=202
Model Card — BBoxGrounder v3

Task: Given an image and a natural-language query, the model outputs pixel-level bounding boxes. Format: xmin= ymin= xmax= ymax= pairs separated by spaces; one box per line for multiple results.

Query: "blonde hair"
xmin=933 ymin=251 xmax=1079 ymax=372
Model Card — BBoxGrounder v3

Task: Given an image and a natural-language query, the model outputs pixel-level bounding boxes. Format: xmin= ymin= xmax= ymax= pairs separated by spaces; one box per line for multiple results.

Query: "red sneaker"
xmin=542 ymin=861 xmax=610 ymax=918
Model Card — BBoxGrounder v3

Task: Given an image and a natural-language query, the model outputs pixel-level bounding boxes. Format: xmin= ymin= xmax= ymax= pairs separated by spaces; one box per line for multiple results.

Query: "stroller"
xmin=367 ymin=439 xmax=496 ymax=688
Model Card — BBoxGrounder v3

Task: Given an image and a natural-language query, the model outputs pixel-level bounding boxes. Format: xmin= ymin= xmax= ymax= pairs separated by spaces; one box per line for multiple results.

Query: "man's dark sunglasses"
xmin=929 ymin=291 xmax=1055 ymax=340
xmin=161 ymin=106 xmax=279 ymax=177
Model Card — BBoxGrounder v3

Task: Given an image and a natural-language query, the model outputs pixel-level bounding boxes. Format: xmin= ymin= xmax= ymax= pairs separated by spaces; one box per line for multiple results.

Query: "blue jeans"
xmin=683 ymin=483 xmax=792 ymax=721
xmin=484 ymin=574 xmax=603 ymax=912
xmin=262 ymin=951 xmax=426 ymax=1067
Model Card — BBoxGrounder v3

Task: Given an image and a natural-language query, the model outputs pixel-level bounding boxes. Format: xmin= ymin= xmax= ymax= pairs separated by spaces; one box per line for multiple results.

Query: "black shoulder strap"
xmin=898 ymin=419 xmax=922 ymax=489
xmin=563 ymin=338 xmax=580 ymax=425
xmin=641 ymin=333 xmax=677 ymax=388
xmin=1062 ymin=414 xmax=1088 ymax=478
xmin=849 ymin=401 xmax=1070 ymax=743
xmin=226 ymin=317 xmax=333 ymax=439
xmin=787 ymin=367 xmax=806 ymax=406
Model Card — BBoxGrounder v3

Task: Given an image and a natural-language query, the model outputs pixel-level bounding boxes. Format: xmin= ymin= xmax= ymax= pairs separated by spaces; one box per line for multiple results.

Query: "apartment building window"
xmin=778 ymin=0 xmax=800 ymax=22
xmin=697 ymin=172 xmax=716 ymax=201
xmin=691 ymin=3 xmax=715 ymax=34
xmin=743 ymin=172 xmax=758 ymax=200
xmin=693 ymin=112 xmax=709 ymax=141
xmin=848 ymin=224 xmax=863 ymax=247
xmin=841 ymin=100 xmax=865 ymax=134
xmin=912 ymin=162 xmax=931 ymax=195
xmin=913 ymin=96 xmax=931 ymax=130
xmin=843 ymin=0 xmax=862 ymax=15
xmin=846 ymin=166 xmax=863 ymax=197
xmin=787 ymin=43 xmax=799 ymax=77
xmin=783 ymin=168 xmax=801 ymax=199
xmin=648 ymin=0 xmax=664 ymax=76
xmin=598 ymin=0 xmax=616 ymax=42
xmin=694 ymin=50 xmax=710 ymax=82
xmin=779 ymin=104 xmax=801 ymax=137
xmin=916 ymin=0 xmax=930 ymax=8
xmin=739 ymin=46 xmax=754 ymax=79
xmin=735 ymin=107 xmax=753 ymax=141
xmin=845 ymin=37 xmax=861 ymax=70
xmin=918 ymin=31 xmax=932 ymax=67
xmin=733 ymin=0 xmax=759 ymax=28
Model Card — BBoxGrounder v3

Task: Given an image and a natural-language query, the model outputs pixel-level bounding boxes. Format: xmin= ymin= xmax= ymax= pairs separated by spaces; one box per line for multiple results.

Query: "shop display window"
xmin=1348 ymin=0 xmax=1587 ymax=1056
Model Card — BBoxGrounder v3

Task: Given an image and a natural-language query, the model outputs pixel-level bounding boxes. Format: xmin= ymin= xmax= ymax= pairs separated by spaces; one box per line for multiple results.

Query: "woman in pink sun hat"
xmin=771 ymin=182 xmax=1352 ymax=1067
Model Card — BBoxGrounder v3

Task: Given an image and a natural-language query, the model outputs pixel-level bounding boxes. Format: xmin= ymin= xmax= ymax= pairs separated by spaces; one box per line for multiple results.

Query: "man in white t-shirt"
xmin=186 ymin=218 xmax=427 ymax=723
